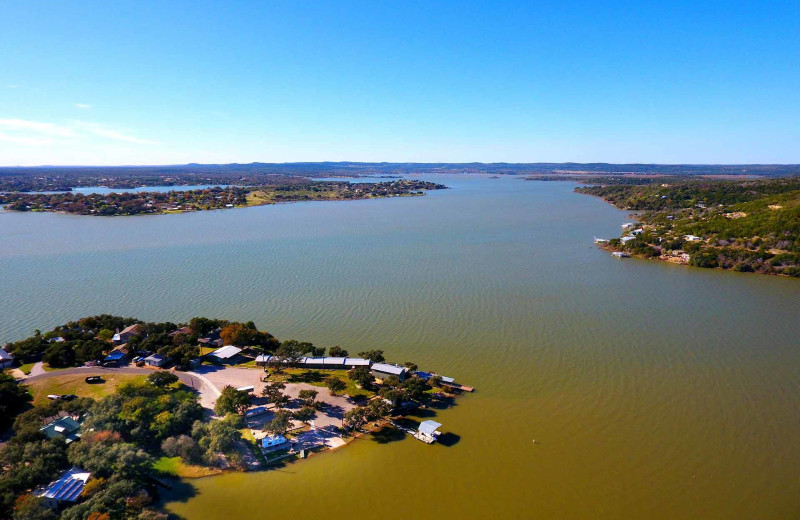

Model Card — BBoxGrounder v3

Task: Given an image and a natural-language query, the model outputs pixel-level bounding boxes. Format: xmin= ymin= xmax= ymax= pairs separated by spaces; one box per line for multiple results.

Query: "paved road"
xmin=24 ymin=365 xmax=220 ymax=411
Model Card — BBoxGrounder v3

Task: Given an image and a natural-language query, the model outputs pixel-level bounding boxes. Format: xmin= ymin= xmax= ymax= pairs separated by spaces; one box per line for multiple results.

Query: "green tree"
xmin=325 ymin=376 xmax=346 ymax=395
xmin=357 ymin=350 xmax=385 ymax=363
xmin=214 ymin=386 xmax=251 ymax=416
xmin=0 ymin=373 xmax=32 ymax=431
xmin=260 ymin=381 xmax=288 ymax=407
xmin=328 ymin=345 xmax=348 ymax=357
xmin=297 ymin=389 xmax=318 ymax=407
xmin=264 ymin=410 xmax=293 ymax=436
xmin=146 ymin=371 xmax=178 ymax=388
xmin=348 ymin=366 xmax=373 ymax=389
xmin=401 ymin=376 xmax=430 ymax=400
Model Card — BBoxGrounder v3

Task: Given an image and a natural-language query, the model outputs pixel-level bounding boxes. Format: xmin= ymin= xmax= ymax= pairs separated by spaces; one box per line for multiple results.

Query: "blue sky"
xmin=1 ymin=1 xmax=799 ymax=165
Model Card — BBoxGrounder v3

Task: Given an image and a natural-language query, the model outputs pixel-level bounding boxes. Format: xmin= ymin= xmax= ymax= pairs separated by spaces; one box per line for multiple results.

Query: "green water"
xmin=1 ymin=175 xmax=799 ymax=519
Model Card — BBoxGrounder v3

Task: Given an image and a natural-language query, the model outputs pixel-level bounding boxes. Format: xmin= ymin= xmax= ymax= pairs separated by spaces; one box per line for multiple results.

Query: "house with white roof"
xmin=208 ymin=345 xmax=242 ymax=364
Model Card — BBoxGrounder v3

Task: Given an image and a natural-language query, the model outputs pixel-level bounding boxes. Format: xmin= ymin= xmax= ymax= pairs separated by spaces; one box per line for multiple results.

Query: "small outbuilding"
xmin=144 ymin=354 xmax=168 ymax=367
xmin=415 ymin=420 xmax=442 ymax=444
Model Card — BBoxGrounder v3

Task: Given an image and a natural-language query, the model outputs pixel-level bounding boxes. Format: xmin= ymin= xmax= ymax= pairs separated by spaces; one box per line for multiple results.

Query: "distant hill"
xmin=2 ymin=162 xmax=800 ymax=178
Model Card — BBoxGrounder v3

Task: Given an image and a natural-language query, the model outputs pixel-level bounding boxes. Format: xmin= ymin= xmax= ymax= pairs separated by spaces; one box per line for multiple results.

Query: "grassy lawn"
xmin=17 ymin=362 xmax=36 ymax=374
xmin=24 ymin=373 xmax=147 ymax=406
xmin=153 ymin=456 xmax=221 ymax=478
xmin=267 ymin=368 xmax=373 ymax=399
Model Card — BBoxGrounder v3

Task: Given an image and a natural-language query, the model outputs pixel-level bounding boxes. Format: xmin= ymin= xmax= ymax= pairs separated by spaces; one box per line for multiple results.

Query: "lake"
xmin=1 ymin=175 xmax=799 ymax=519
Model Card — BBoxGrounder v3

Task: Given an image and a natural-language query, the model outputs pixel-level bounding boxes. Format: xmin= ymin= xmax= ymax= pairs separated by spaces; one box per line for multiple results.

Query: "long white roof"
xmin=210 ymin=345 xmax=242 ymax=359
xmin=371 ymin=363 xmax=406 ymax=375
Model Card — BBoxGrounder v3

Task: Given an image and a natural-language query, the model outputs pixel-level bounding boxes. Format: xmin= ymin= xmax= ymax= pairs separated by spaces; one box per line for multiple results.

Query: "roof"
xmin=104 ymin=350 xmax=126 ymax=361
xmin=169 ymin=326 xmax=192 ymax=336
xmin=344 ymin=358 xmax=370 ymax=366
xmin=371 ymin=363 xmax=407 ymax=375
xmin=255 ymin=354 xmax=274 ymax=363
xmin=0 ymin=348 xmax=12 ymax=361
xmin=145 ymin=354 xmax=165 ymax=362
xmin=261 ymin=435 xmax=289 ymax=449
xmin=40 ymin=416 xmax=82 ymax=442
xmin=119 ymin=324 xmax=142 ymax=335
xmin=418 ymin=420 xmax=442 ymax=436
xmin=209 ymin=345 xmax=242 ymax=360
xmin=36 ymin=467 xmax=90 ymax=503
xmin=323 ymin=357 xmax=346 ymax=365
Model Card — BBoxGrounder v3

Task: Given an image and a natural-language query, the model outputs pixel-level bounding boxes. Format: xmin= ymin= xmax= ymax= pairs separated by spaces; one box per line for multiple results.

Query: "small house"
xmin=261 ymin=435 xmax=290 ymax=457
xmin=621 ymin=223 xmax=634 ymax=230
xmin=0 ymin=348 xmax=13 ymax=368
xmin=36 ymin=467 xmax=91 ymax=508
xmin=371 ymin=363 xmax=408 ymax=381
xmin=112 ymin=324 xmax=143 ymax=345
xmin=198 ymin=328 xmax=223 ymax=348
xmin=103 ymin=349 xmax=127 ymax=366
xmin=255 ymin=354 xmax=274 ymax=366
xmin=208 ymin=345 xmax=242 ymax=364
xmin=144 ymin=354 xmax=167 ymax=367
xmin=169 ymin=326 xmax=192 ymax=337
xmin=415 ymin=420 xmax=442 ymax=444
xmin=40 ymin=416 xmax=83 ymax=444
xmin=620 ymin=236 xmax=636 ymax=244
xmin=683 ymin=234 xmax=702 ymax=242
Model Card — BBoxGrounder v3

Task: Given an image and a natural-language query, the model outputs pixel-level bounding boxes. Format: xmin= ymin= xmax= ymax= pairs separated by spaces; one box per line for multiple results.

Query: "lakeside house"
xmin=40 ymin=416 xmax=83 ymax=444
xmin=144 ymin=354 xmax=167 ymax=367
xmin=683 ymin=234 xmax=702 ymax=242
xmin=112 ymin=323 xmax=144 ymax=345
xmin=415 ymin=420 xmax=442 ymax=444
xmin=0 ymin=348 xmax=13 ymax=368
xmin=103 ymin=349 xmax=127 ymax=366
xmin=371 ymin=363 xmax=408 ymax=381
xmin=198 ymin=328 xmax=224 ymax=349
xmin=622 ymin=223 xmax=634 ymax=230
xmin=261 ymin=435 xmax=291 ymax=458
xmin=208 ymin=345 xmax=242 ymax=364
xmin=620 ymin=236 xmax=636 ymax=243
xmin=169 ymin=326 xmax=192 ymax=337
xmin=35 ymin=467 xmax=91 ymax=508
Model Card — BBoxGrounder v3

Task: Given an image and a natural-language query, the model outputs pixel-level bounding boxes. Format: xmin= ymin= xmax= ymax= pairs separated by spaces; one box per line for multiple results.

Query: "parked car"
xmin=85 ymin=376 xmax=104 ymax=384
xmin=46 ymin=394 xmax=61 ymax=400
xmin=60 ymin=394 xmax=78 ymax=401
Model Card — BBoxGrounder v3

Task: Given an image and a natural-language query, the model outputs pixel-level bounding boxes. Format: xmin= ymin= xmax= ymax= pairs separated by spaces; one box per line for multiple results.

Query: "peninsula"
xmin=0 ymin=179 xmax=446 ymax=216
xmin=0 ymin=315 xmax=468 ymax=520
xmin=578 ymin=177 xmax=800 ymax=277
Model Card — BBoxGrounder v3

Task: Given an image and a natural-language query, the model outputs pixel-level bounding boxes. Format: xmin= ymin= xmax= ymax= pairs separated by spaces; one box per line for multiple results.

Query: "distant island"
xmin=1 ymin=315 xmax=468 ymax=520
xmin=577 ymin=177 xmax=800 ymax=277
xmin=0 ymin=179 xmax=446 ymax=216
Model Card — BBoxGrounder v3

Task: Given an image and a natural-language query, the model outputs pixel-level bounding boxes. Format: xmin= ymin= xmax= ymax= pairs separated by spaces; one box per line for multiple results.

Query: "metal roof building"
xmin=371 ymin=363 xmax=408 ymax=380
xmin=36 ymin=467 xmax=91 ymax=507
xmin=40 ymin=416 xmax=82 ymax=444
xmin=418 ymin=420 xmax=442 ymax=437
xmin=208 ymin=345 xmax=242 ymax=361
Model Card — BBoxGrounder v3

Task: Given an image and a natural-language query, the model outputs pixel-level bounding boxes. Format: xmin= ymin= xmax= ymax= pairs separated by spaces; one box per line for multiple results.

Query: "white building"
xmin=0 ymin=348 xmax=13 ymax=368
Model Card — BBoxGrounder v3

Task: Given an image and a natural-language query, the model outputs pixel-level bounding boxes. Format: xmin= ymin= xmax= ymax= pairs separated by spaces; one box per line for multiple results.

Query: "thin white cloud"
xmin=73 ymin=121 xmax=155 ymax=144
xmin=0 ymin=118 xmax=155 ymax=146
xmin=0 ymin=119 xmax=75 ymax=138
xmin=75 ymin=103 xmax=92 ymax=109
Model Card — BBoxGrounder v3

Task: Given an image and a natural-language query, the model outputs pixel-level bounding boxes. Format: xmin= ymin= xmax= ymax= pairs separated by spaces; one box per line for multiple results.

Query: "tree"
xmin=0 ymin=373 xmax=32 ymax=431
xmin=293 ymin=406 xmax=316 ymax=422
xmin=325 ymin=376 xmax=346 ymax=395
xmin=429 ymin=375 xmax=443 ymax=388
xmin=328 ymin=345 xmax=348 ymax=357
xmin=357 ymin=350 xmax=385 ymax=363
xmin=42 ymin=343 xmax=75 ymax=367
xmin=402 ymin=376 xmax=430 ymax=400
xmin=261 ymin=381 xmax=288 ymax=407
xmin=214 ymin=386 xmax=251 ymax=416
xmin=146 ymin=371 xmax=178 ymax=388
xmin=343 ymin=406 xmax=368 ymax=431
xmin=297 ymin=389 xmax=318 ymax=407
xmin=264 ymin=410 xmax=293 ymax=436
xmin=348 ymin=366 xmax=373 ymax=389
xmin=403 ymin=361 xmax=418 ymax=372
xmin=96 ymin=329 xmax=114 ymax=341
xmin=12 ymin=495 xmax=56 ymax=520
xmin=219 ymin=323 xmax=256 ymax=347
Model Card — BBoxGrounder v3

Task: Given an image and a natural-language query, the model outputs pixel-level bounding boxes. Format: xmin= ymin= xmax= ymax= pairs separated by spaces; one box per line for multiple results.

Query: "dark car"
xmin=60 ymin=394 xmax=78 ymax=400
xmin=85 ymin=376 xmax=104 ymax=384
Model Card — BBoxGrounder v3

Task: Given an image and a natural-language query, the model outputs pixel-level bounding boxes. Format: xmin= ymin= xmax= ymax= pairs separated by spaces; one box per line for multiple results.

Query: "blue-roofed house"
xmin=261 ymin=434 xmax=291 ymax=458
xmin=103 ymin=349 xmax=127 ymax=366
xmin=36 ymin=467 xmax=91 ymax=508
xmin=40 ymin=416 xmax=83 ymax=444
